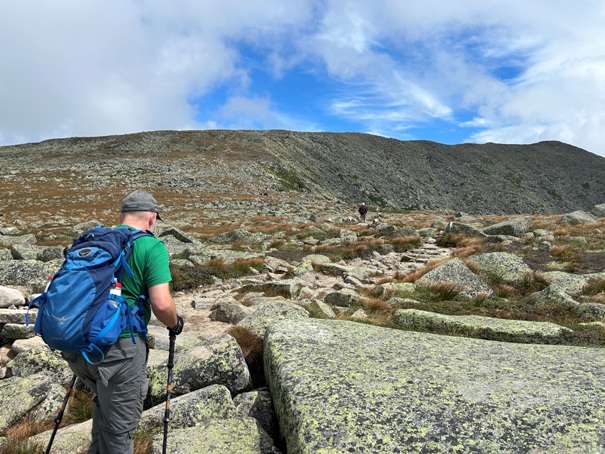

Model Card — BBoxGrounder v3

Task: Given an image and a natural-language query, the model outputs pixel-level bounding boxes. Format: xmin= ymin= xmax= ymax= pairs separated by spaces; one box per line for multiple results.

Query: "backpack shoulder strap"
xmin=132 ymin=229 xmax=153 ymax=241
xmin=119 ymin=229 xmax=153 ymax=279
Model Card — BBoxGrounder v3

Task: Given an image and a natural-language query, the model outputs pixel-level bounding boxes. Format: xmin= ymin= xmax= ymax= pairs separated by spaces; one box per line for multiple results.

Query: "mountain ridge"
xmin=2 ymin=129 xmax=604 ymax=218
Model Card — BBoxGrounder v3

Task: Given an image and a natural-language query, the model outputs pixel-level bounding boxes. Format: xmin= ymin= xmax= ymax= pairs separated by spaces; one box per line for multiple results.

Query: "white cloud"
xmin=1 ymin=0 xmax=605 ymax=157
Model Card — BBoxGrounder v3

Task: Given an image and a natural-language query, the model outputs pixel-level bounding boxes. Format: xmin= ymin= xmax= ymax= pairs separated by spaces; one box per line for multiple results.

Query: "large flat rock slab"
xmin=264 ymin=319 xmax=605 ymax=453
xmin=393 ymin=309 xmax=571 ymax=342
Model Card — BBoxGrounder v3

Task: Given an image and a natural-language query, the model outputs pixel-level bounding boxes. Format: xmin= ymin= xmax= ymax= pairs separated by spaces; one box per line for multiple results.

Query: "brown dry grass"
xmin=550 ymin=244 xmax=582 ymax=272
xmin=0 ymin=417 xmax=51 ymax=454
xmin=401 ymin=258 xmax=449 ymax=282
xmin=227 ymin=325 xmax=265 ymax=387
xmin=422 ymin=282 xmax=463 ymax=300
xmin=312 ymin=236 xmax=387 ymax=261
xmin=228 ymin=326 xmax=264 ymax=366
xmin=583 ymin=279 xmax=605 ymax=294
xmin=361 ymin=298 xmax=397 ymax=315
xmin=390 ymin=236 xmax=423 ymax=252
xmin=133 ymin=429 xmax=153 ymax=454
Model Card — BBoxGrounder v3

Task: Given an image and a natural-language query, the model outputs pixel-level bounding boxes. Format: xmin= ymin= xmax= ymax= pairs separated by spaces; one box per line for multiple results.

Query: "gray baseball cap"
xmin=121 ymin=190 xmax=163 ymax=220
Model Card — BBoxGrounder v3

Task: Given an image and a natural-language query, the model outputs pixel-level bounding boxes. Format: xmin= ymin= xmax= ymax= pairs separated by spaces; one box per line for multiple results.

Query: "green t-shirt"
xmin=117 ymin=225 xmax=172 ymax=325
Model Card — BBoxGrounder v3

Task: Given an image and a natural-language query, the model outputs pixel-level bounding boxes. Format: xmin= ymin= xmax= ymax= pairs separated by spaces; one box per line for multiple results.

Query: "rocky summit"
xmin=2 ymin=130 xmax=605 ymax=453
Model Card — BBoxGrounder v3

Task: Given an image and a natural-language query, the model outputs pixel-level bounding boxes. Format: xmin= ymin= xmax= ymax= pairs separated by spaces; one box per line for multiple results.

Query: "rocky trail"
xmin=169 ymin=238 xmax=453 ymax=340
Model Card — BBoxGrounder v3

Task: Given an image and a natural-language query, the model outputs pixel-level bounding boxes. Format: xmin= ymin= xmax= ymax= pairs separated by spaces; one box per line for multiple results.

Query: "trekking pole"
xmin=45 ymin=374 xmax=77 ymax=454
xmin=162 ymin=333 xmax=176 ymax=454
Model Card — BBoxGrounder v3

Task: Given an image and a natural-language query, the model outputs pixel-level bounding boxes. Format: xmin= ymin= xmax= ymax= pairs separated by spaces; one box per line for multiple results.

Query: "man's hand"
xmin=168 ymin=315 xmax=184 ymax=336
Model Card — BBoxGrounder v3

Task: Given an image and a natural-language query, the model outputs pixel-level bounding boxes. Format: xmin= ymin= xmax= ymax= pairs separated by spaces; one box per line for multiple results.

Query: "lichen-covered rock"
xmin=575 ymin=302 xmax=605 ymax=320
xmin=393 ymin=309 xmax=571 ymax=341
xmin=158 ymin=226 xmax=202 ymax=245
xmin=263 ymin=256 xmax=293 ymax=274
xmin=304 ymin=300 xmax=336 ymax=319
xmin=30 ymin=419 xmax=92 ymax=453
xmin=0 ymin=259 xmax=62 ymax=291
xmin=147 ymin=335 xmax=251 ymax=405
xmin=0 ymin=308 xmax=35 ymax=324
xmin=300 ymin=254 xmax=331 ymax=266
xmin=534 ymin=228 xmax=555 ymax=241
xmin=0 ymin=373 xmax=54 ymax=431
xmin=29 ymin=383 xmax=69 ymax=422
xmin=466 ymin=252 xmax=531 ymax=283
xmin=234 ymin=388 xmax=277 ymax=438
xmin=393 ymin=226 xmax=420 ymax=237
xmin=11 ymin=244 xmax=39 ymax=260
xmin=314 ymin=262 xmax=382 ymax=280
xmin=481 ymin=216 xmax=532 ymax=237
xmin=236 ymin=302 xmax=308 ymax=338
xmin=528 ymin=285 xmax=579 ymax=307
xmin=444 ymin=222 xmax=487 ymax=238
xmin=0 ymin=233 xmax=37 ymax=248
xmin=323 ymin=289 xmax=362 ymax=307
xmin=559 ymin=210 xmax=598 ymax=224
xmin=416 ymin=258 xmax=493 ymax=297
xmin=379 ymin=282 xmax=416 ymax=296
xmin=264 ymin=318 xmax=605 ymax=453
xmin=209 ymin=301 xmax=252 ymax=324
xmin=150 ymin=417 xmax=280 ymax=454
xmin=0 ymin=226 xmax=21 ymax=235
xmin=7 ymin=345 xmax=75 ymax=385
xmin=0 ymin=323 xmax=35 ymax=341
xmin=542 ymin=271 xmax=605 ymax=294
xmin=140 ymin=384 xmax=237 ymax=432
xmin=339 ymin=228 xmax=358 ymax=243
xmin=38 ymin=245 xmax=65 ymax=262
xmin=253 ymin=279 xmax=304 ymax=298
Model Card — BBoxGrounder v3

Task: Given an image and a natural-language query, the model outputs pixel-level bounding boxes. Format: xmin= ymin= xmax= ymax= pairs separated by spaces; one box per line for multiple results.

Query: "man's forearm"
xmin=148 ymin=283 xmax=178 ymax=328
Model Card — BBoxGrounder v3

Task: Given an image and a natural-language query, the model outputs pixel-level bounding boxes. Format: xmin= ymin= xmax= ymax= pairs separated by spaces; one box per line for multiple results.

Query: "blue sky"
xmin=2 ymin=1 xmax=605 ymax=157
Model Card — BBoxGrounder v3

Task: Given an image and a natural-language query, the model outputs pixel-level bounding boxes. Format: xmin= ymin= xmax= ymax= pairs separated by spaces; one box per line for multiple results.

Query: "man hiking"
xmin=358 ymin=202 xmax=368 ymax=222
xmin=62 ymin=189 xmax=184 ymax=454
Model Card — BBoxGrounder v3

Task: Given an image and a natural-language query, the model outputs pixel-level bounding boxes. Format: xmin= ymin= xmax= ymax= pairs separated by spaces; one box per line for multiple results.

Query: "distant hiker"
xmin=61 ymin=189 xmax=184 ymax=454
xmin=359 ymin=202 xmax=368 ymax=222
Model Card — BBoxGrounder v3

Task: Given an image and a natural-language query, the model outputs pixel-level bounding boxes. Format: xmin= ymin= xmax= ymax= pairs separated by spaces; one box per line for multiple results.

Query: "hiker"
xmin=358 ymin=202 xmax=368 ymax=222
xmin=61 ymin=190 xmax=184 ymax=454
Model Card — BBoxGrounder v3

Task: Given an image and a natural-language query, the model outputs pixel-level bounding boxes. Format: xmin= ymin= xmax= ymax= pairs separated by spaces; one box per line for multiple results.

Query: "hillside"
xmin=2 ymin=130 xmax=605 ymax=224
xmin=3 ymin=130 xmax=605 ymax=452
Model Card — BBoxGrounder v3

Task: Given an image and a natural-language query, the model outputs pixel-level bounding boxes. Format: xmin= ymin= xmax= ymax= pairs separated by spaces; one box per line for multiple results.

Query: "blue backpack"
xmin=27 ymin=226 xmax=150 ymax=364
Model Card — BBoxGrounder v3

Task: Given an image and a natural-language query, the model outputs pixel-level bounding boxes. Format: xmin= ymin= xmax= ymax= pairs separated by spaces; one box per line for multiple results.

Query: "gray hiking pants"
xmin=63 ymin=337 xmax=148 ymax=454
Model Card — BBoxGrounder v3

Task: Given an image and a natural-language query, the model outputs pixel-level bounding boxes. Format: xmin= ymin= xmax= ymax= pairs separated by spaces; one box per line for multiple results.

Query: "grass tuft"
xmin=133 ymin=427 xmax=154 ymax=454
xmin=64 ymin=387 xmax=94 ymax=425
xmin=171 ymin=257 xmax=266 ymax=290
xmin=401 ymin=259 xmax=448 ymax=283
xmin=581 ymin=278 xmax=605 ymax=296
xmin=423 ymin=282 xmax=463 ymax=301
xmin=0 ymin=417 xmax=50 ymax=454
xmin=390 ymin=236 xmax=422 ymax=252
xmin=228 ymin=326 xmax=265 ymax=387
